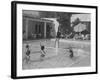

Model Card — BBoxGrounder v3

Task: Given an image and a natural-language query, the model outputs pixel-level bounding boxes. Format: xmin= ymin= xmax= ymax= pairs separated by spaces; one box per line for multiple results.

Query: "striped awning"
xmin=74 ymin=23 xmax=86 ymax=32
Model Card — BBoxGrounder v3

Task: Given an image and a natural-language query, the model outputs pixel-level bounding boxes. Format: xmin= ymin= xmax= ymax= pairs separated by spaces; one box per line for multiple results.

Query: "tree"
xmin=56 ymin=12 xmax=72 ymax=35
xmin=72 ymin=18 xmax=80 ymax=27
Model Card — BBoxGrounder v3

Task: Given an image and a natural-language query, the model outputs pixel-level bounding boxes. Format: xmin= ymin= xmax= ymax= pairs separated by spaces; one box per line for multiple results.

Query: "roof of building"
xmin=23 ymin=15 xmax=53 ymax=23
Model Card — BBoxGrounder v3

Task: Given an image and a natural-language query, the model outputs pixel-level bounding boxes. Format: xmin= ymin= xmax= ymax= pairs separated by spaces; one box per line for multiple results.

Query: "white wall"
xmin=0 ymin=0 xmax=99 ymax=80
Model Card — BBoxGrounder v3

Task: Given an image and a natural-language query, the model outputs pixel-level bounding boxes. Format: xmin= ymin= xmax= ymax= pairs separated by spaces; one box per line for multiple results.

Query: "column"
xmin=25 ymin=18 xmax=28 ymax=40
xmin=44 ymin=22 xmax=46 ymax=38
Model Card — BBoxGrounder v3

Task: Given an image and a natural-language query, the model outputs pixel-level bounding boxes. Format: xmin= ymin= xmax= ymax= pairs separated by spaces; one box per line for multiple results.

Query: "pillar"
xmin=25 ymin=18 xmax=28 ymax=40
xmin=44 ymin=22 xmax=46 ymax=38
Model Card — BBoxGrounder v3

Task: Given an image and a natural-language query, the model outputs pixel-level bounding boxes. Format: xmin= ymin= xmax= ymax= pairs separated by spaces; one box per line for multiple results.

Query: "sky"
xmin=71 ymin=14 xmax=91 ymax=23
